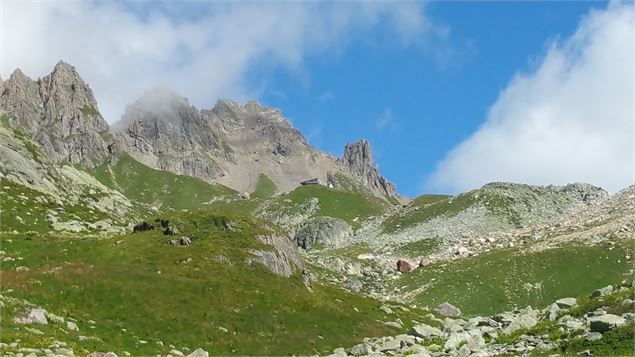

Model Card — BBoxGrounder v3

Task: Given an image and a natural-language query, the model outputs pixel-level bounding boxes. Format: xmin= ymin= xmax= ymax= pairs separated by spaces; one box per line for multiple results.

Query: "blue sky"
xmin=257 ymin=1 xmax=609 ymax=197
xmin=3 ymin=1 xmax=632 ymax=196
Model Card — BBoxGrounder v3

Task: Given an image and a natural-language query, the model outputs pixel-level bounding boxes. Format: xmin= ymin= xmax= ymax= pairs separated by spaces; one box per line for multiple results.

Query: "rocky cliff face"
xmin=114 ymin=91 xmax=402 ymax=202
xmin=341 ymin=140 xmax=398 ymax=199
xmin=0 ymin=61 xmax=110 ymax=167
xmin=113 ymin=88 xmax=227 ymax=180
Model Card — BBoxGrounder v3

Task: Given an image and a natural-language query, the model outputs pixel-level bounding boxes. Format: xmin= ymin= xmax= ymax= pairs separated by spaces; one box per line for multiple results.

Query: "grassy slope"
xmin=382 ymin=186 xmax=549 ymax=234
xmin=382 ymin=194 xmax=458 ymax=233
xmin=0 ymin=178 xmax=129 ymax=233
xmin=395 ymin=238 xmax=442 ymax=257
xmin=251 ymin=174 xmax=277 ymax=199
xmin=272 ymin=185 xmax=388 ymax=228
xmin=393 ymin=240 xmax=633 ymax=316
xmin=0 ymin=211 xmax=428 ymax=356
xmin=92 ymin=154 xmax=236 ymax=211
xmin=1 ymin=179 xmax=55 ymax=232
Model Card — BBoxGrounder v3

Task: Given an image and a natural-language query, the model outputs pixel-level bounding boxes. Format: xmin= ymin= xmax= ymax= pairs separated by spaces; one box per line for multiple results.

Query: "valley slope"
xmin=0 ymin=61 xmax=633 ymax=357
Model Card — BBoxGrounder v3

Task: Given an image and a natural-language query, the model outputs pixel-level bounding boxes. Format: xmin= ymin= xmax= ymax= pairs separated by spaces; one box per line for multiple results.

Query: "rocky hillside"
xmin=0 ymin=111 xmax=139 ymax=234
xmin=324 ymin=283 xmax=635 ymax=357
xmin=377 ymin=182 xmax=608 ymax=251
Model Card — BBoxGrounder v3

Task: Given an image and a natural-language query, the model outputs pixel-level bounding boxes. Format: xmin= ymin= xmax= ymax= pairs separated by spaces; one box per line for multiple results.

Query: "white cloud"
xmin=0 ymin=1 xmax=433 ymax=123
xmin=318 ymin=91 xmax=335 ymax=102
xmin=375 ymin=108 xmax=396 ymax=131
xmin=426 ymin=2 xmax=635 ymax=193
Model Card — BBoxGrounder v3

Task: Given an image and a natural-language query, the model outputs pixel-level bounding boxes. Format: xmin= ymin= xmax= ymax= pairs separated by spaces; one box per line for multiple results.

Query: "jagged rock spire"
xmin=342 ymin=139 xmax=398 ymax=200
xmin=0 ymin=60 xmax=110 ymax=167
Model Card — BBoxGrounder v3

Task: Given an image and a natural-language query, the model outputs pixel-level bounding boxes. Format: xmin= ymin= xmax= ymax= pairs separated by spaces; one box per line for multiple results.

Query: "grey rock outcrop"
xmin=555 ymin=297 xmax=577 ymax=308
xmin=503 ymin=307 xmax=538 ymax=334
xmin=435 ymin=302 xmax=462 ymax=317
xmin=409 ymin=323 xmax=445 ymax=338
xmin=341 ymin=139 xmax=398 ymax=200
xmin=294 ymin=217 xmax=352 ymax=250
xmin=587 ymin=314 xmax=626 ymax=332
xmin=591 ymin=285 xmax=613 ymax=298
xmin=252 ymin=234 xmax=305 ymax=278
xmin=0 ymin=61 xmax=110 ymax=167
xmin=13 ymin=308 xmax=48 ymax=324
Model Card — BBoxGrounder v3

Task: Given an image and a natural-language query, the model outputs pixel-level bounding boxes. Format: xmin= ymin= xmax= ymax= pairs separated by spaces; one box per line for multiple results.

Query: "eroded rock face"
xmin=0 ymin=61 xmax=110 ymax=167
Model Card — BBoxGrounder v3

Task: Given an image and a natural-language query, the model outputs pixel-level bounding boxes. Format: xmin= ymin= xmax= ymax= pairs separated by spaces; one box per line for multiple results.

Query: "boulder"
xmin=401 ymin=344 xmax=430 ymax=356
xmin=591 ymin=285 xmax=613 ymax=298
xmin=331 ymin=347 xmax=347 ymax=357
xmin=419 ymin=257 xmax=432 ymax=267
xmin=397 ymin=260 xmax=412 ymax=273
xmin=66 ymin=321 xmax=79 ymax=331
xmin=435 ymin=302 xmax=462 ymax=317
xmin=544 ymin=303 xmax=561 ymax=321
xmin=409 ymin=323 xmax=445 ymax=338
xmin=555 ymin=297 xmax=577 ymax=308
xmin=13 ymin=308 xmax=48 ymax=324
xmin=457 ymin=344 xmax=471 ymax=357
xmin=379 ymin=305 xmax=394 ymax=315
xmin=587 ymin=314 xmax=626 ymax=332
xmin=503 ymin=308 xmax=538 ymax=335
xmin=444 ymin=332 xmax=470 ymax=350
xmin=349 ymin=342 xmax=373 ymax=356
xmin=133 ymin=222 xmax=154 ymax=233
xmin=585 ymin=332 xmax=602 ymax=342
xmin=443 ymin=318 xmax=465 ymax=333
xmin=378 ymin=338 xmax=402 ymax=352
xmin=563 ymin=318 xmax=586 ymax=331
xmin=384 ymin=321 xmax=403 ymax=329
xmin=343 ymin=279 xmax=363 ymax=292
xmin=394 ymin=334 xmax=417 ymax=346
xmin=179 ymin=237 xmax=192 ymax=246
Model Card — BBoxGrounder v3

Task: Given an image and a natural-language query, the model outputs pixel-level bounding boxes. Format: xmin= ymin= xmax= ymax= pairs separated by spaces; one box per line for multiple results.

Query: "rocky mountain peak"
xmin=8 ymin=68 xmax=31 ymax=83
xmin=340 ymin=139 xmax=398 ymax=201
xmin=2 ymin=60 xmax=402 ymax=202
xmin=51 ymin=60 xmax=79 ymax=77
xmin=39 ymin=60 xmax=108 ymax=133
xmin=343 ymin=139 xmax=375 ymax=177
xmin=211 ymin=99 xmax=243 ymax=117
xmin=122 ymin=88 xmax=193 ymax=125
xmin=0 ymin=61 xmax=110 ymax=167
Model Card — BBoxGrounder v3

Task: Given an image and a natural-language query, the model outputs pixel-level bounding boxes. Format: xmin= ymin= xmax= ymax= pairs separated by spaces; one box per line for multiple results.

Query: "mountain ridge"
xmin=0 ymin=62 xmax=402 ymax=203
